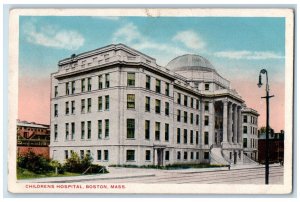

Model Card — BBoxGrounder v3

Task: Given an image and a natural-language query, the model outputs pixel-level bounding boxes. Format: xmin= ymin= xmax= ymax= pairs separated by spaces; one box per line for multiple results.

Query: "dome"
xmin=166 ymin=54 xmax=215 ymax=72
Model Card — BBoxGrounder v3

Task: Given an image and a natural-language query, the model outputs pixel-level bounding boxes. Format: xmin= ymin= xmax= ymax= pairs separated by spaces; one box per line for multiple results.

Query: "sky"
xmin=18 ymin=16 xmax=285 ymax=132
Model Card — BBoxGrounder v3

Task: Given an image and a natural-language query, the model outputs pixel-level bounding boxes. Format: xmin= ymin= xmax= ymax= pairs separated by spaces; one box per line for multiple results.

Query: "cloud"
xmin=215 ymin=50 xmax=284 ymax=60
xmin=23 ymin=21 xmax=84 ymax=50
xmin=172 ymin=30 xmax=205 ymax=50
xmin=92 ymin=16 xmax=120 ymax=21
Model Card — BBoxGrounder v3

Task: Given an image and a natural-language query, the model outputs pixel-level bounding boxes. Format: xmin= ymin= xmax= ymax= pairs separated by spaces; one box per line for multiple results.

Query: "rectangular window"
xmin=87 ymin=77 xmax=92 ymax=91
xmin=243 ymin=126 xmax=248 ymax=134
xmin=196 ymin=114 xmax=199 ymax=125
xmin=165 ymin=83 xmax=170 ymax=96
xmin=146 ymin=75 xmax=151 ymax=90
xmin=98 ymin=96 xmax=103 ymax=111
xmin=87 ymin=121 xmax=91 ymax=139
xmin=196 ymin=131 xmax=199 ymax=144
xmin=81 ymin=79 xmax=85 ymax=92
xmin=184 ymin=129 xmax=188 ymax=144
xmin=127 ymin=73 xmax=135 ymax=86
xmin=97 ymin=150 xmax=102 ymax=160
xmin=190 ymin=130 xmax=194 ymax=144
xmin=177 ymin=128 xmax=181 ymax=144
xmin=165 ymin=151 xmax=170 ymax=161
xmin=105 ymin=119 xmax=109 ymax=138
xmin=184 ymin=95 xmax=188 ymax=106
xmin=165 ymin=123 xmax=169 ymax=141
xmin=243 ymin=138 xmax=247 ymax=148
xmin=104 ymin=150 xmax=109 ymax=161
xmin=81 ymin=122 xmax=85 ymax=139
xmin=54 ymin=86 xmax=58 ymax=97
xmin=205 ymin=102 xmax=209 ymax=111
xmin=54 ymin=104 xmax=58 ymax=117
xmin=190 ymin=152 xmax=194 ymax=160
xmin=98 ymin=75 xmax=103 ymax=89
xmin=205 ymin=83 xmax=210 ymax=91
xmin=66 ymin=82 xmax=69 ymax=95
xmin=127 ymin=94 xmax=135 ymax=109
xmin=126 ymin=150 xmax=135 ymax=161
xmin=127 ymin=119 xmax=135 ymax=139
xmin=243 ymin=115 xmax=248 ymax=123
xmin=65 ymin=123 xmax=69 ymax=140
xmin=64 ymin=150 xmax=69 ymax=159
xmin=155 ymin=79 xmax=161 ymax=93
xmin=71 ymin=101 xmax=75 ymax=114
xmin=205 ymin=116 xmax=209 ymax=126
xmin=145 ymin=150 xmax=151 ymax=161
xmin=177 ymin=93 xmax=181 ymax=104
xmin=204 ymin=132 xmax=209 ymax=145
xmin=165 ymin=102 xmax=169 ymax=116
xmin=204 ymin=152 xmax=209 ymax=159
xmin=98 ymin=120 xmax=102 ymax=139
xmin=177 ymin=151 xmax=181 ymax=160
xmin=190 ymin=113 xmax=194 ymax=124
xmin=184 ymin=111 xmax=188 ymax=123
xmin=81 ymin=99 xmax=85 ymax=113
xmin=177 ymin=110 xmax=181 ymax=122
xmin=190 ymin=98 xmax=194 ymax=108
xmin=155 ymin=122 xmax=160 ymax=141
xmin=105 ymin=95 xmax=109 ymax=110
xmin=80 ymin=150 xmax=84 ymax=160
xmin=145 ymin=120 xmax=150 ymax=140
xmin=184 ymin=152 xmax=188 ymax=160
xmin=87 ymin=98 xmax=91 ymax=113
xmin=155 ymin=99 xmax=161 ymax=113
xmin=105 ymin=74 xmax=110 ymax=88
xmin=71 ymin=81 xmax=75 ymax=94
xmin=71 ymin=122 xmax=75 ymax=140
xmin=54 ymin=124 xmax=58 ymax=140
xmin=65 ymin=102 xmax=69 ymax=115
xmin=196 ymin=99 xmax=199 ymax=110
xmin=145 ymin=96 xmax=150 ymax=112
xmin=196 ymin=152 xmax=199 ymax=160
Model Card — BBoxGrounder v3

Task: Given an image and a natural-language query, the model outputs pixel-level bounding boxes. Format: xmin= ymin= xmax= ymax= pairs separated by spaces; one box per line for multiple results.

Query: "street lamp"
xmin=257 ymin=69 xmax=274 ymax=185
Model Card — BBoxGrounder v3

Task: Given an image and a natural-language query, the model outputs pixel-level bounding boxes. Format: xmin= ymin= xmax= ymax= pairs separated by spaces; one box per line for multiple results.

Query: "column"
xmin=153 ymin=148 xmax=157 ymax=165
xmin=228 ymin=102 xmax=233 ymax=143
xmin=222 ymin=100 xmax=228 ymax=143
xmin=209 ymin=101 xmax=215 ymax=145
xmin=233 ymin=104 xmax=238 ymax=144
xmin=238 ymin=106 xmax=243 ymax=144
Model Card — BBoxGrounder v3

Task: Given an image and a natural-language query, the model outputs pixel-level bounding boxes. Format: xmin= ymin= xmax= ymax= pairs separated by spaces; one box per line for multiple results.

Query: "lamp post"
xmin=257 ymin=69 xmax=274 ymax=184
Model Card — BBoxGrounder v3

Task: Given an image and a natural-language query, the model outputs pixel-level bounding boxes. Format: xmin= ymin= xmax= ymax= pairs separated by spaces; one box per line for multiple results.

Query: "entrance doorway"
xmin=155 ymin=148 xmax=165 ymax=166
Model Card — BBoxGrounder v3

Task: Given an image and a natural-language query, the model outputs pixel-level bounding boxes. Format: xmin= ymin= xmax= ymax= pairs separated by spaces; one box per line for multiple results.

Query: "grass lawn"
xmin=17 ymin=168 xmax=81 ymax=180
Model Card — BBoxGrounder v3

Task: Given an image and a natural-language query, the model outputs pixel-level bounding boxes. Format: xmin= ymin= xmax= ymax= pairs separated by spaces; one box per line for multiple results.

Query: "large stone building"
xmin=50 ymin=44 xmax=257 ymax=166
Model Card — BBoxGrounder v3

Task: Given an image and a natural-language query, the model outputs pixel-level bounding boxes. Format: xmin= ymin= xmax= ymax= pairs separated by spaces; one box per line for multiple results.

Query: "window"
xmin=65 ymin=102 xmax=69 ymax=115
xmin=184 ymin=95 xmax=188 ymax=106
xmin=87 ymin=77 xmax=92 ymax=91
xmin=165 ymin=102 xmax=169 ymax=116
xmin=190 ymin=152 xmax=194 ymax=160
xmin=205 ymin=83 xmax=210 ymax=91
xmin=54 ymin=86 xmax=58 ymax=97
xmin=177 ymin=110 xmax=181 ymax=122
xmin=105 ymin=119 xmax=109 ymax=138
xmin=196 ymin=131 xmax=199 ymax=144
xmin=66 ymin=82 xmax=69 ymax=95
xmin=196 ymin=152 xmax=199 ymax=160
xmin=81 ymin=79 xmax=85 ymax=92
xmin=71 ymin=122 xmax=75 ymax=140
xmin=127 ymin=119 xmax=135 ymax=139
xmin=145 ymin=150 xmax=151 ymax=161
xmin=86 ymin=150 xmax=91 ymax=158
xmin=81 ymin=122 xmax=85 ymax=139
xmin=80 ymin=150 xmax=84 ymax=160
xmin=127 ymin=73 xmax=135 ymax=86
xmin=205 ymin=116 xmax=209 ymax=126
xmin=196 ymin=115 xmax=199 ymax=125
xmin=146 ymin=75 xmax=151 ymax=90
xmin=54 ymin=124 xmax=58 ymax=141
xmin=243 ymin=115 xmax=248 ymax=123
xmin=243 ymin=126 xmax=248 ymax=134
xmin=145 ymin=120 xmax=150 ymax=140
xmin=204 ymin=152 xmax=209 ymax=159
xmin=165 ymin=123 xmax=169 ymax=141
xmin=204 ymin=132 xmax=209 ymax=145
xmin=184 ymin=129 xmax=188 ymax=144
xmin=81 ymin=99 xmax=85 ymax=113
xmin=105 ymin=74 xmax=110 ymax=88
xmin=71 ymin=81 xmax=75 ymax=94
xmin=184 ymin=152 xmax=188 ymax=160
xmin=177 ymin=151 xmax=181 ymax=160
xmin=71 ymin=101 xmax=75 ymax=114
xmin=145 ymin=96 xmax=150 ymax=112
xmin=190 ymin=113 xmax=194 ymax=124
xmin=97 ymin=150 xmax=102 ymax=160
xmin=205 ymin=102 xmax=209 ymax=111
xmin=98 ymin=75 xmax=103 ymax=89
xmin=65 ymin=150 xmax=69 ymax=159
xmin=87 ymin=98 xmax=91 ymax=113
xmin=54 ymin=104 xmax=58 ymax=117
xmin=156 ymin=79 xmax=161 ymax=93
xmin=105 ymin=95 xmax=109 ymax=110
xmin=191 ymin=98 xmax=194 ymax=108
xmin=177 ymin=93 xmax=181 ymax=104
xmin=155 ymin=122 xmax=160 ymax=141
xmin=126 ymin=150 xmax=135 ymax=161
xmin=65 ymin=123 xmax=69 ymax=140
xmin=98 ymin=96 xmax=103 ymax=111
xmin=165 ymin=83 xmax=170 ymax=96
xmin=87 ymin=121 xmax=91 ymax=139
xmin=190 ymin=130 xmax=194 ymax=144
xmin=104 ymin=150 xmax=109 ymax=161
xmin=177 ymin=128 xmax=181 ymax=144
xmin=165 ymin=151 xmax=170 ymax=161
xmin=155 ymin=99 xmax=161 ymax=113
xmin=127 ymin=94 xmax=135 ymax=109
xmin=184 ymin=111 xmax=188 ymax=123
xmin=196 ymin=99 xmax=199 ymax=110
xmin=98 ymin=120 xmax=102 ymax=139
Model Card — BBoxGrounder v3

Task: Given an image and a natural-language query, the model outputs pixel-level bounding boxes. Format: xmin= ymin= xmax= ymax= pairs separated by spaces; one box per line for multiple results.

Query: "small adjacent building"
xmin=17 ymin=120 xmax=50 ymax=158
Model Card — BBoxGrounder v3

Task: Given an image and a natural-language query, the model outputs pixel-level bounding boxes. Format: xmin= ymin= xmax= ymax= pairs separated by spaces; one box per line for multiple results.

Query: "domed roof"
xmin=166 ymin=54 xmax=215 ymax=72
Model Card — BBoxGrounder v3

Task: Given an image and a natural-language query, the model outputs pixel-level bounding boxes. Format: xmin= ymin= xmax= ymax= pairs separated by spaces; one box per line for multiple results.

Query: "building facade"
xmin=241 ymin=108 xmax=259 ymax=161
xmin=17 ymin=120 xmax=50 ymax=158
xmin=50 ymin=44 xmax=256 ymax=166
